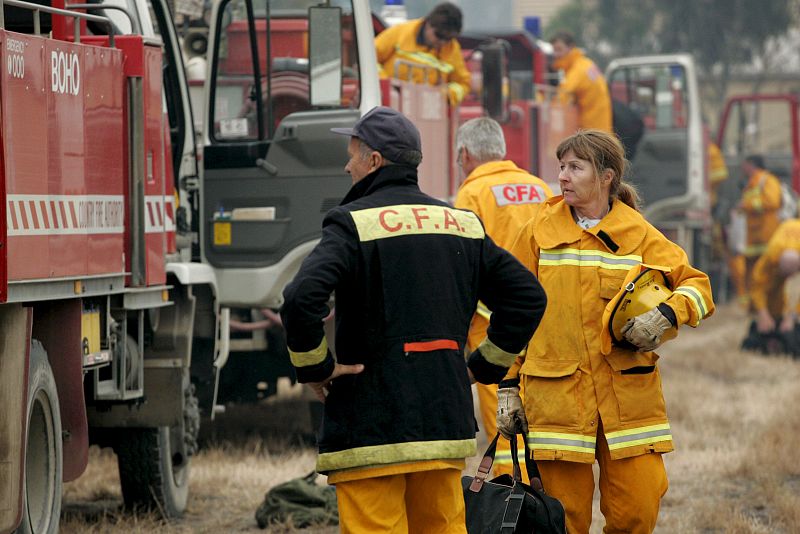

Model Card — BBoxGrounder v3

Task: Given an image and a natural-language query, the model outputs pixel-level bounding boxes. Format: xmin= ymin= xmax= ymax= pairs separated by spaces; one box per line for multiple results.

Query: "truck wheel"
xmin=115 ymin=383 xmax=200 ymax=518
xmin=17 ymin=341 xmax=63 ymax=534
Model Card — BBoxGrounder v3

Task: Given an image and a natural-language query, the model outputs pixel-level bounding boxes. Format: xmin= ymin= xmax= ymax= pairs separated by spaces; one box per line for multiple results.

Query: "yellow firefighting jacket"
xmin=750 ymin=219 xmax=800 ymax=318
xmin=552 ymin=48 xmax=612 ymax=132
xmin=741 ymin=169 xmax=782 ymax=257
xmin=375 ymin=18 xmax=471 ymax=106
xmin=508 ymin=196 xmax=714 ymax=463
xmin=708 ymin=142 xmax=728 ymax=207
xmin=454 ymin=160 xmax=553 ymax=350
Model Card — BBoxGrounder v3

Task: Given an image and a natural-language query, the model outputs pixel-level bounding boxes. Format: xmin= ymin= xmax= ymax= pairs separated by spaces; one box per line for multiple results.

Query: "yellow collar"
xmin=534 ymin=197 xmax=647 ymax=255
xmin=461 ymin=160 xmax=527 ymax=186
xmin=551 ymin=47 xmax=583 ymax=71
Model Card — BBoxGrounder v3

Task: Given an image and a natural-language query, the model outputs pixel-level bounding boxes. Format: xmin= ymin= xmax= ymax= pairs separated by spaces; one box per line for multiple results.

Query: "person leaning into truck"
xmin=736 ymin=154 xmax=782 ymax=302
xmin=549 ymin=30 xmax=612 ymax=133
xmin=453 ymin=116 xmax=553 ymax=479
xmin=497 ymin=129 xmax=714 ymax=534
xmin=374 ymin=2 xmax=471 ymax=106
xmin=741 ymin=218 xmax=800 ymax=357
xmin=280 ymin=106 xmax=547 ymax=533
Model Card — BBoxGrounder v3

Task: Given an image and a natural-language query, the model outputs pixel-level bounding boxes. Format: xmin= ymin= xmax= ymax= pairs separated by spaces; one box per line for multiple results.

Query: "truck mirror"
xmin=308 ymin=6 xmax=343 ymax=107
xmin=480 ymin=40 xmax=510 ymax=123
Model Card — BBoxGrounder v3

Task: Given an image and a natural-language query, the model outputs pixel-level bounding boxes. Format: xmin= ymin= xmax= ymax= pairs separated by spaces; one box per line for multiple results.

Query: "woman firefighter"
xmin=497 ymin=129 xmax=714 ymax=533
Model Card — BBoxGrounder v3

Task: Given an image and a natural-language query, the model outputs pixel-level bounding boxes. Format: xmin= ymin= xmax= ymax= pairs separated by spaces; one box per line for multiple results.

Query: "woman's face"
xmin=558 ymin=149 xmax=610 ymax=211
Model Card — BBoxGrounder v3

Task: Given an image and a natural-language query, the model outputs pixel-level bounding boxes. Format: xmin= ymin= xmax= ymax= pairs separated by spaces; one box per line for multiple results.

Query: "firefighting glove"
xmin=620 ymin=306 xmax=673 ymax=352
xmin=496 ymin=379 xmax=528 ymax=440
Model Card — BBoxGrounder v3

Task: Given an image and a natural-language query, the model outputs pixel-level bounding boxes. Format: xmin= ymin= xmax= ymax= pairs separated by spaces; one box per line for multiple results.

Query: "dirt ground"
xmin=60 ymin=303 xmax=800 ymax=533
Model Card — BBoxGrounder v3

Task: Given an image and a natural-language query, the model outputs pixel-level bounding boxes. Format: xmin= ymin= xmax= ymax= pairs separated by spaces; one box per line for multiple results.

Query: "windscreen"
xmin=209 ymin=0 xmax=360 ymax=141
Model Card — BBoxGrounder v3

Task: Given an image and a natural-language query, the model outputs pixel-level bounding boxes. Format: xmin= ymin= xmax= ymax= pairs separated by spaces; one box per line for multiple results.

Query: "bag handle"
xmin=521 ymin=432 xmax=546 ymax=492
xmin=468 ymin=431 xmax=549 ymax=492
xmin=467 ymin=433 xmax=500 ymax=493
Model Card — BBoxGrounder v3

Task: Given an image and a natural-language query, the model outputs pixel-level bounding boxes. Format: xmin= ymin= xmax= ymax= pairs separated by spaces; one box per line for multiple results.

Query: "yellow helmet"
xmin=608 ymin=268 xmax=677 ymax=348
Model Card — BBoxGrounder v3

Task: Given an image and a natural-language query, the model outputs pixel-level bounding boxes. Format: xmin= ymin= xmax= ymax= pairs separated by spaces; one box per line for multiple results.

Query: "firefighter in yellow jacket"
xmin=375 ymin=2 xmax=471 ymax=106
xmin=750 ymin=219 xmax=800 ymax=336
xmin=738 ymin=154 xmax=782 ymax=294
xmin=550 ymin=31 xmax=612 ymax=132
xmin=454 ymin=117 xmax=552 ymax=477
xmin=498 ymin=130 xmax=715 ymax=533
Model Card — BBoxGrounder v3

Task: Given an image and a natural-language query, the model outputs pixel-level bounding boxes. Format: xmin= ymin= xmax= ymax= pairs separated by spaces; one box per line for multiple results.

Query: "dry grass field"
xmin=60 ymin=303 xmax=800 ymax=533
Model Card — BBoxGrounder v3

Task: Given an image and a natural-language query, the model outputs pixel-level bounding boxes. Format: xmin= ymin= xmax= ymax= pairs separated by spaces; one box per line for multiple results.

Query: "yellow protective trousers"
xmin=535 ymin=422 xmax=668 ymax=534
xmin=336 ymin=468 xmax=466 ymax=534
xmin=476 ymin=382 xmax=529 ymax=481
xmin=729 ymin=253 xmax=748 ymax=305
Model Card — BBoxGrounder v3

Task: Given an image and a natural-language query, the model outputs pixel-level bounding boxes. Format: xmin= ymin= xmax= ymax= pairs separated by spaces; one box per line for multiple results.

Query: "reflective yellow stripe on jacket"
xmin=528 ymin=431 xmax=596 ymax=456
xmin=477 ymin=337 xmax=523 ymax=368
xmin=288 ymin=337 xmax=328 ymax=368
xmin=673 ymin=286 xmax=710 ymax=326
xmin=539 ymin=248 xmax=642 ymax=270
xmin=317 ymin=438 xmax=476 ymax=473
xmin=494 ymin=448 xmax=528 ymax=466
xmin=605 ymin=423 xmax=672 ymax=451
xmin=395 ymin=48 xmax=454 ymax=74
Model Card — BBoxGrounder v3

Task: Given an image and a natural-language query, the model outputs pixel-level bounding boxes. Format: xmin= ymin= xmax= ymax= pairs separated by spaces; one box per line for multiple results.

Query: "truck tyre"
xmin=115 ymin=383 xmax=200 ymax=518
xmin=17 ymin=341 xmax=62 ymax=534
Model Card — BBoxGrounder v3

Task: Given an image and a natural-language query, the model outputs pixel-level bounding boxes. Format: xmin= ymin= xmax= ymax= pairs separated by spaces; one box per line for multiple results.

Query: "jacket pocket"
xmin=521 ymin=360 xmax=582 ymax=429
xmin=598 ymin=271 xmax=627 ymax=300
xmin=605 ymin=348 xmax=667 ymax=423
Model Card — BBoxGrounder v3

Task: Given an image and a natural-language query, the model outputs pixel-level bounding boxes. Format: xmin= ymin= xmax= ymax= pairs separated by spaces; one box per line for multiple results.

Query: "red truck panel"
xmin=91 ymin=35 xmax=170 ymax=286
xmin=143 ymin=43 xmax=166 ymax=285
xmin=2 ymin=31 xmax=126 ymax=283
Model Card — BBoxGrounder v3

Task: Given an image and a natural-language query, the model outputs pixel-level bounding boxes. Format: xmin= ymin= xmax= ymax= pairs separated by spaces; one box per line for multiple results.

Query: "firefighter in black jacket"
xmin=281 ymin=107 xmax=547 ymax=533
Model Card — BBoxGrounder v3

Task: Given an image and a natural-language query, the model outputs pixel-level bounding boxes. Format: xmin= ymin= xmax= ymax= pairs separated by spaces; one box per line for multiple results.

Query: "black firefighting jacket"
xmin=281 ymin=164 xmax=546 ymax=475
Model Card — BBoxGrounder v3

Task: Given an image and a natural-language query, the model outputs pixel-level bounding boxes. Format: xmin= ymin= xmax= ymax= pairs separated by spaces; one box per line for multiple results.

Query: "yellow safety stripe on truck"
xmin=477 ymin=337 xmax=522 ymax=368
xmin=539 ymin=248 xmax=642 ymax=270
xmin=674 ymin=286 xmax=709 ymax=326
xmin=317 ymin=438 xmax=476 ymax=472
xmin=527 ymin=431 xmax=597 ymax=454
xmin=605 ymin=423 xmax=672 ymax=451
xmin=288 ymin=337 xmax=328 ymax=367
xmin=350 ymin=204 xmax=484 ymax=242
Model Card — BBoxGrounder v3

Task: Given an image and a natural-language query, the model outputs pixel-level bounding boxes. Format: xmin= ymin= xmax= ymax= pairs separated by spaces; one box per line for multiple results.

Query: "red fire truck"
xmin=0 ymin=0 xmax=213 ymax=530
xmin=0 ymin=0 xmax=378 ymax=531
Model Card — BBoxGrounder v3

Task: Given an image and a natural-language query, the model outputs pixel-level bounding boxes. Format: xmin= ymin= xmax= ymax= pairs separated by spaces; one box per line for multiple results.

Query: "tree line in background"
xmin=546 ymin=0 xmax=800 ymax=109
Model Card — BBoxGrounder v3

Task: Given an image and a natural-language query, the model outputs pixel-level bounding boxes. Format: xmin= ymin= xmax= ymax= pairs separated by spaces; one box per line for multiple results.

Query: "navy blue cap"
xmin=331 ymin=106 xmax=421 ymax=163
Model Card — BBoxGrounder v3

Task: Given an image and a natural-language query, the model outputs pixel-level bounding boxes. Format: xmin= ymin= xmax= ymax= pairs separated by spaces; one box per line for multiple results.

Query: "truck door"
xmin=606 ymin=55 xmax=709 ymax=269
xmin=717 ymin=95 xmax=800 ymax=209
xmin=202 ymin=0 xmax=363 ymax=306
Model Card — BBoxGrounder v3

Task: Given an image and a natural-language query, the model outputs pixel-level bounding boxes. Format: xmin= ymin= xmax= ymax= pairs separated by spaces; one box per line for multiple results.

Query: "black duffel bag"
xmin=462 ymin=432 xmax=566 ymax=533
